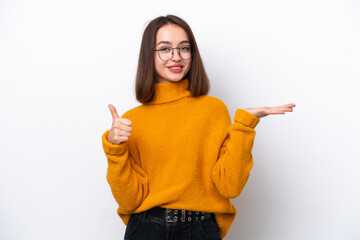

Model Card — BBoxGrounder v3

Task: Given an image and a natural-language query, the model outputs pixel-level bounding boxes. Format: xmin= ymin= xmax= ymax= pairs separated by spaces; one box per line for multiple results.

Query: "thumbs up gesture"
xmin=107 ymin=104 xmax=132 ymax=145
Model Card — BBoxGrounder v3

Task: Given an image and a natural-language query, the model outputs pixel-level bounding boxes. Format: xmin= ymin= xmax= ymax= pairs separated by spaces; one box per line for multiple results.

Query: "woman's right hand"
xmin=107 ymin=104 xmax=132 ymax=145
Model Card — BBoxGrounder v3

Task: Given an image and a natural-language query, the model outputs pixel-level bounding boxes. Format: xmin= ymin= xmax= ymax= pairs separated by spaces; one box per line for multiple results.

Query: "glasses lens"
xmin=157 ymin=46 xmax=192 ymax=61
xmin=179 ymin=46 xmax=191 ymax=60
xmin=159 ymin=47 xmax=172 ymax=61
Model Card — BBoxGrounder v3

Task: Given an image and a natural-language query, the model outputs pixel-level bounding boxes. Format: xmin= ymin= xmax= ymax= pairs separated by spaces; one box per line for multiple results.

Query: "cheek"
xmin=154 ymin=58 xmax=164 ymax=74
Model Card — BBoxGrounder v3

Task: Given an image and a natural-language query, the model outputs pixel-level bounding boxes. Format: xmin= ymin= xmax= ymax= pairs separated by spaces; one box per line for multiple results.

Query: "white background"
xmin=1 ymin=0 xmax=359 ymax=239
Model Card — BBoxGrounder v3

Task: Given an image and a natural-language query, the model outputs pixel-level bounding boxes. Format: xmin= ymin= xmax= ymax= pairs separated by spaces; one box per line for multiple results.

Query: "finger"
xmin=274 ymin=104 xmax=295 ymax=109
xmin=113 ymin=118 xmax=132 ymax=131
xmin=118 ymin=136 xmax=129 ymax=142
xmin=277 ymin=106 xmax=293 ymax=111
xmin=274 ymin=106 xmax=294 ymax=111
xmin=113 ymin=136 xmax=129 ymax=144
xmin=119 ymin=117 xmax=132 ymax=126
xmin=283 ymin=103 xmax=296 ymax=107
xmin=120 ymin=124 xmax=132 ymax=131
xmin=113 ymin=129 xmax=131 ymax=137
xmin=108 ymin=104 xmax=120 ymax=119
xmin=272 ymin=108 xmax=293 ymax=114
xmin=271 ymin=110 xmax=286 ymax=114
xmin=120 ymin=130 xmax=131 ymax=136
xmin=119 ymin=136 xmax=129 ymax=142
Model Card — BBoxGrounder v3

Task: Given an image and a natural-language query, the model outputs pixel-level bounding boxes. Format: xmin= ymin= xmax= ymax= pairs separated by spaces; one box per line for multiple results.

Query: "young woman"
xmin=102 ymin=15 xmax=295 ymax=240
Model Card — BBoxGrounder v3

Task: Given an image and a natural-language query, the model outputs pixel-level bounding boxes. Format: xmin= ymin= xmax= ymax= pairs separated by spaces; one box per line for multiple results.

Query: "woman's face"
xmin=154 ymin=24 xmax=191 ymax=83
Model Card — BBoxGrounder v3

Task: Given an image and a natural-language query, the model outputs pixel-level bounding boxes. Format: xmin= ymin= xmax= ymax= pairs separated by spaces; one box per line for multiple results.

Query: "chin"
xmin=167 ymin=75 xmax=185 ymax=82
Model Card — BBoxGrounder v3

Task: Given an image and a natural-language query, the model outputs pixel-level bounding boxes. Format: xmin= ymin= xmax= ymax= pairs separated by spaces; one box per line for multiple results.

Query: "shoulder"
xmin=119 ymin=104 xmax=143 ymax=119
xmin=199 ymin=95 xmax=230 ymax=114
xmin=194 ymin=95 xmax=231 ymax=124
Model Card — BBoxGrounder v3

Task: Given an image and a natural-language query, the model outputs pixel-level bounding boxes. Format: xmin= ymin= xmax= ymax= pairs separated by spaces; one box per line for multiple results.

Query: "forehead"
xmin=155 ymin=24 xmax=189 ymax=44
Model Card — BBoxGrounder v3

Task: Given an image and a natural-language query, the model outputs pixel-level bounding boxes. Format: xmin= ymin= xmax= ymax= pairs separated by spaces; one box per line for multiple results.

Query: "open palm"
xmin=245 ymin=103 xmax=296 ymax=118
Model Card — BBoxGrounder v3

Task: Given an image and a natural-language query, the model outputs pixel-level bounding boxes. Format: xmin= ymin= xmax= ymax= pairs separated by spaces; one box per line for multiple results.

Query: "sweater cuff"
xmin=102 ymin=130 xmax=127 ymax=155
xmin=234 ymin=109 xmax=260 ymax=129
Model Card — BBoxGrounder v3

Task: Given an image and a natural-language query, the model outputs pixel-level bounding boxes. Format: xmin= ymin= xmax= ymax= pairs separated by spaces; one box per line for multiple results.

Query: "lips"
xmin=167 ymin=65 xmax=183 ymax=73
xmin=167 ymin=64 xmax=183 ymax=69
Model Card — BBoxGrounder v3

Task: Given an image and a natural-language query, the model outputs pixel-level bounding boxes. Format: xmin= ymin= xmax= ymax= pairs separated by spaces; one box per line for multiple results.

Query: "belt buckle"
xmin=166 ymin=209 xmax=177 ymax=223
xmin=181 ymin=210 xmax=186 ymax=222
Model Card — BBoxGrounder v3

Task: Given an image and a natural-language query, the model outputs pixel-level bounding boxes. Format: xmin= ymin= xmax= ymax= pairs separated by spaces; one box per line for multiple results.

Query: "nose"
xmin=171 ymin=48 xmax=181 ymax=61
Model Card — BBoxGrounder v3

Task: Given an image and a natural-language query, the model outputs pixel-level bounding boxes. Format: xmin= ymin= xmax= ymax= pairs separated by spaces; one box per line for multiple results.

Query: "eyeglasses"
xmin=153 ymin=46 xmax=192 ymax=61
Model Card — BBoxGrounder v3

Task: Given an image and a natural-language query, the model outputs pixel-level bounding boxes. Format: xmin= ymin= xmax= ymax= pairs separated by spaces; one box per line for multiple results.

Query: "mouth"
xmin=167 ymin=65 xmax=184 ymax=70
xmin=167 ymin=64 xmax=184 ymax=73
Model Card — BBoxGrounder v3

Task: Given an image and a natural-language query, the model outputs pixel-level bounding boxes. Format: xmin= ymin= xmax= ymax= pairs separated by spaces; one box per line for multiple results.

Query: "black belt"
xmin=146 ymin=206 xmax=213 ymax=223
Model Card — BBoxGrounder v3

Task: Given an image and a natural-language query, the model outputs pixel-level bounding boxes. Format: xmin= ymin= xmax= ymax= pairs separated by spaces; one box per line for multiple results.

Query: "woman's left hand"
xmin=244 ymin=103 xmax=296 ymax=118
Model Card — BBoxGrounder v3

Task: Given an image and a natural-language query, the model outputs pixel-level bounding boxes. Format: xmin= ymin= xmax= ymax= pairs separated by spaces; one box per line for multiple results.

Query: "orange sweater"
xmin=101 ymin=78 xmax=260 ymax=239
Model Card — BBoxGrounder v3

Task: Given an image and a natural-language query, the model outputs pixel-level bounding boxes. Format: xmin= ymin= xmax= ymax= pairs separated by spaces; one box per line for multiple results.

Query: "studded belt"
xmin=146 ymin=206 xmax=212 ymax=223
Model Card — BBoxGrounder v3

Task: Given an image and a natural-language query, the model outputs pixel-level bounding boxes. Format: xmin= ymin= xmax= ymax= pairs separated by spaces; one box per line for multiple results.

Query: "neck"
xmin=148 ymin=78 xmax=191 ymax=105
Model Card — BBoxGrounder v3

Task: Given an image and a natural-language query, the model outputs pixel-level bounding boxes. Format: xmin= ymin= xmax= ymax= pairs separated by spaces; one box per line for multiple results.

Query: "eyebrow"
xmin=156 ymin=40 xmax=190 ymax=46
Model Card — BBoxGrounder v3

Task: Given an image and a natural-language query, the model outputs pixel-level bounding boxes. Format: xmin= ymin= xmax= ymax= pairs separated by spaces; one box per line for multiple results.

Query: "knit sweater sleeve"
xmin=211 ymin=102 xmax=260 ymax=199
xmin=102 ymin=127 xmax=149 ymax=213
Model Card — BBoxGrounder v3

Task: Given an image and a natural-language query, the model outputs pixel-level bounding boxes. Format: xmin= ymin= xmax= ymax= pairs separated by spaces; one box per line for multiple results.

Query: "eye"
xmin=159 ymin=47 xmax=171 ymax=52
xmin=180 ymin=46 xmax=191 ymax=52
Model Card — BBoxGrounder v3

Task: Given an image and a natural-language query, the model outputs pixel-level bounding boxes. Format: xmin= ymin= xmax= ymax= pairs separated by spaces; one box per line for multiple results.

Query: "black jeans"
xmin=124 ymin=209 xmax=222 ymax=240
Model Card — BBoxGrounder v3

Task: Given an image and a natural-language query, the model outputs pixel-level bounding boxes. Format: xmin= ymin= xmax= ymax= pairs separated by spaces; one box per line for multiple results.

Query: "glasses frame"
xmin=153 ymin=46 xmax=192 ymax=61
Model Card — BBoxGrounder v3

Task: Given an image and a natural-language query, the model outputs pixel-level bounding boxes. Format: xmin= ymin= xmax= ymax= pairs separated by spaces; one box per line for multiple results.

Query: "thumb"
xmin=108 ymin=104 xmax=120 ymax=119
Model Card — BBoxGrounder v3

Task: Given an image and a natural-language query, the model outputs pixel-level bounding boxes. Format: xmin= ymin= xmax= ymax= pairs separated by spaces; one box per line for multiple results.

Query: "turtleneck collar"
xmin=148 ymin=78 xmax=191 ymax=105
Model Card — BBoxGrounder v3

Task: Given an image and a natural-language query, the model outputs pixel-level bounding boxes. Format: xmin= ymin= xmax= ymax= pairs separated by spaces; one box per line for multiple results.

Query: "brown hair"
xmin=135 ymin=15 xmax=210 ymax=104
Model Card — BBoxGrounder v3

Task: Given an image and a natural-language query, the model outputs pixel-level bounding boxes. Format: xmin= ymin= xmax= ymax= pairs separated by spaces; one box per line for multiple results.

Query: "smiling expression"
xmin=154 ymin=24 xmax=192 ymax=83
